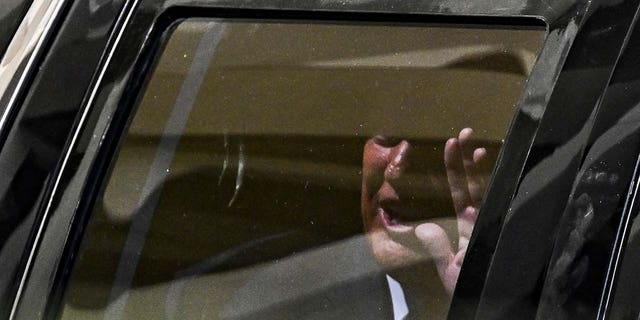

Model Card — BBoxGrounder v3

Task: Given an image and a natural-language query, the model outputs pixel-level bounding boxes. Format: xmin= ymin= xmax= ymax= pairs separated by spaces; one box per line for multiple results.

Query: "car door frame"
xmin=5 ymin=0 xmax=640 ymax=319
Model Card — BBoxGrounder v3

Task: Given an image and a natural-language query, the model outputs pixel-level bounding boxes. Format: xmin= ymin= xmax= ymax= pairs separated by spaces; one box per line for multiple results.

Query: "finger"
xmin=472 ymin=147 xmax=488 ymax=199
xmin=442 ymin=249 xmax=468 ymax=295
xmin=457 ymin=206 xmax=479 ymax=250
xmin=458 ymin=128 xmax=484 ymax=205
xmin=444 ymin=138 xmax=471 ymax=216
xmin=415 ymin=222 xmax=455 ymax=282
xmin=473 ymin=147 xmax=487 ymax=163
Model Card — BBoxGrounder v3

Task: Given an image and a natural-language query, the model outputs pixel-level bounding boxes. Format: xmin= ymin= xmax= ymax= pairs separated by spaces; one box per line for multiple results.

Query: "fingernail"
xmin=473 ymin=148 xmax=486 ymax=162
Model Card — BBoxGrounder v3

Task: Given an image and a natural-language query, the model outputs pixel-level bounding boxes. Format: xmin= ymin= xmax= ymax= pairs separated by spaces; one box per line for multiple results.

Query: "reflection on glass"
xmin=60 ymin=19 xmax=544 ymax=319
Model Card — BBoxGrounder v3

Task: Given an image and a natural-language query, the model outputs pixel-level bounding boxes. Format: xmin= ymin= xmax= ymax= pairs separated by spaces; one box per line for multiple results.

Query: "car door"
xmin=1 ymin=0 xmax=640 ymax=319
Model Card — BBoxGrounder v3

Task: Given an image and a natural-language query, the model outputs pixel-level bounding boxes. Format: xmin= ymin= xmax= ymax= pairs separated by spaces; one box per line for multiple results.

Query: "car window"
xmin=58 ymin=19 xmax=544 ymax=319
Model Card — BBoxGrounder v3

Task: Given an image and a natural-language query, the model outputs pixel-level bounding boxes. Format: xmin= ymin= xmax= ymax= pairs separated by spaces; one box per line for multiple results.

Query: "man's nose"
xmin=384 ymin=140 xmax=411 ymax=181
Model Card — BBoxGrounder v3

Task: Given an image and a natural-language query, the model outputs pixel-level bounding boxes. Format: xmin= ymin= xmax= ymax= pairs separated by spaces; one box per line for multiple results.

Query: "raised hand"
xmin=414 ymin=128 xmax=487 ymax=295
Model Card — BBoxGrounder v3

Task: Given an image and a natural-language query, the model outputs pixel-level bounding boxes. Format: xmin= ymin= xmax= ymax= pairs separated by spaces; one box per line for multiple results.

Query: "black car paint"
xmin=0 ymin=0 xmax=126 ymax=318
xmin=0 ymin=0 xmax=639 ymax=319
xmin=473 ymin=2 xmax=640 ymax=319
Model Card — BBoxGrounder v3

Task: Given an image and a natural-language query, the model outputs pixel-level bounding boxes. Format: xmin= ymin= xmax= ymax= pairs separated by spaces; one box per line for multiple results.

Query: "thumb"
xmin=415 ymin=223 xmax=455 ymax=284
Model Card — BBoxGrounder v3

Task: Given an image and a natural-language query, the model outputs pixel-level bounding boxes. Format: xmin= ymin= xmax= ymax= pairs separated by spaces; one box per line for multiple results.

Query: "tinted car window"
xmin=59 ymin=19 xmax=544 ymax=319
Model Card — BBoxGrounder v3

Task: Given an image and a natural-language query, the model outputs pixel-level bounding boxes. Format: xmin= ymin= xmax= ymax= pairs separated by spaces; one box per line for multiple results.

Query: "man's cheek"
xmin=362 ymin=158 xmax=385 ymax=192
xmin=363 ymin=173 xmax=384 ymax=197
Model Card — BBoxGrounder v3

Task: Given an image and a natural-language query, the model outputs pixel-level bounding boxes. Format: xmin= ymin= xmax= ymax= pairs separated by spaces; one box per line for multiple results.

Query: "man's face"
xmin=361 ymin=135 xmax=442 ymax=270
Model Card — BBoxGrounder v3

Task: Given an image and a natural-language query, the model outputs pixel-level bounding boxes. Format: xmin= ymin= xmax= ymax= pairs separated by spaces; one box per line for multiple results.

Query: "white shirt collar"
xmin=386 ymin=274 xmax=409 ymax=320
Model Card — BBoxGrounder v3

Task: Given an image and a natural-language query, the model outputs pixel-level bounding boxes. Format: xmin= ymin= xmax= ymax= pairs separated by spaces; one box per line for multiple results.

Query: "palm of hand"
xmin=415 ymin=128 xmax=487 ymax=295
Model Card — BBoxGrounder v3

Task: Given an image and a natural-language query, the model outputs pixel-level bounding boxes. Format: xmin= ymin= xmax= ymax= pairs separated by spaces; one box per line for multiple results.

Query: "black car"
xmin=1 ymin=0 xmax=640 ymax=319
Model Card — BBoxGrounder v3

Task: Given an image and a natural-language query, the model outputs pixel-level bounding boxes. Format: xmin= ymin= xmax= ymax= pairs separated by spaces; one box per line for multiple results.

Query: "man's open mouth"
xmin=379 ymin=201 xmax=424 ymax=227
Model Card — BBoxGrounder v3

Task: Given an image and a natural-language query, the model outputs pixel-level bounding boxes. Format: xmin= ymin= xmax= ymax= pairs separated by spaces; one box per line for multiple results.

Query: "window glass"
xmin=60 ymin=19 xmax=544 ymax=319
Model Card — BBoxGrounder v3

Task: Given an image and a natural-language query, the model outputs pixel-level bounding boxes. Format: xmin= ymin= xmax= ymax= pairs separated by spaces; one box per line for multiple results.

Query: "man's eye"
xmin=373 ymin=135 xmax=402 ymax=147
